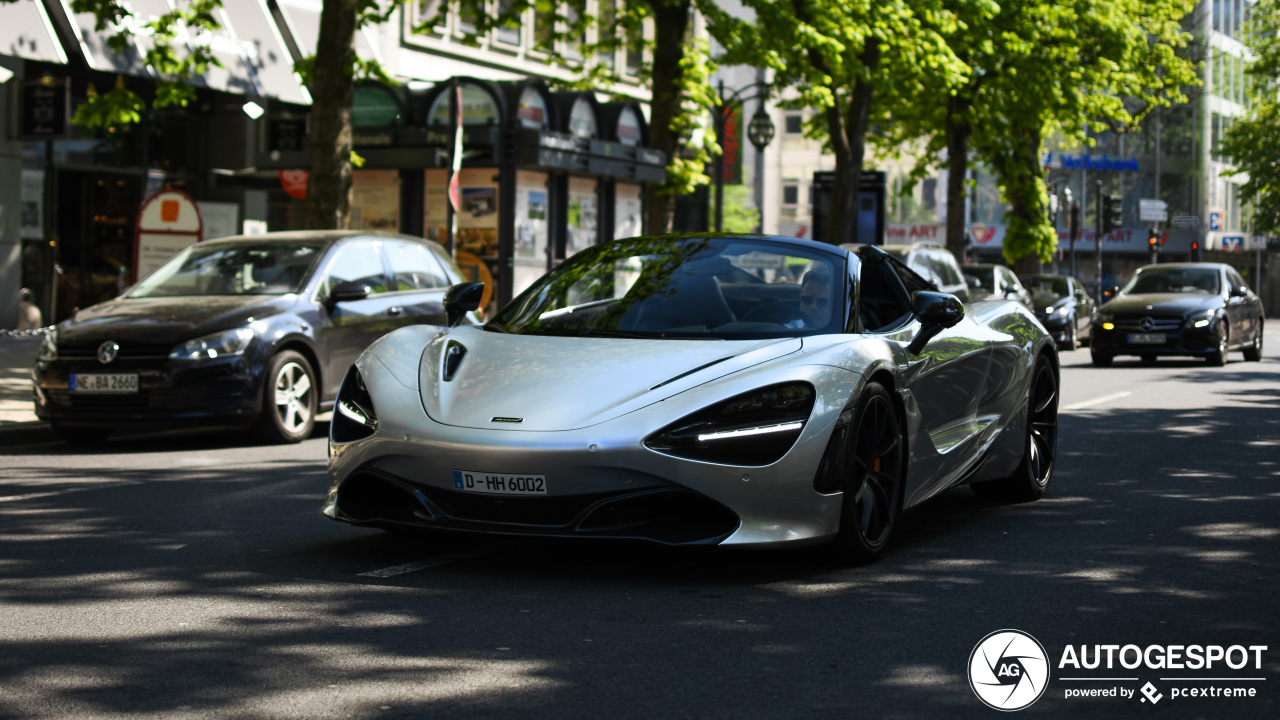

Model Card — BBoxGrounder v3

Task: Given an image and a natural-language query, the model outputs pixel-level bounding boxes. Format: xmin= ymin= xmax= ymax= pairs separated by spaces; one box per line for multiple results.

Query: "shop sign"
xmin=279 ymin=170 xmax=308 ymax=199
xmin=1044 ymin=152 xmax=1140 ymax=172
xmin=21 ymin=79 xmax=68 ymax=137
xmin=721 ymin=101 xmax=744 ymax=185
xmin=133 ymin=189 xmax=203 ymax=282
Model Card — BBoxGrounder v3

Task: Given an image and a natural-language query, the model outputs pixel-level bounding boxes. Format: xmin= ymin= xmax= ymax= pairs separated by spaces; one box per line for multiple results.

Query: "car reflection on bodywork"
xmin=1019 ymin=274 xmax=1095 ymax=351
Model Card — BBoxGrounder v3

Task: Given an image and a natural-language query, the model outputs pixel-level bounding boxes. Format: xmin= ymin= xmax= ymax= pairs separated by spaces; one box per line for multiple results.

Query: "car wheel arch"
xmin=269 ymin=337 xmax=325 ymax=403
xmin=860 ymin=367 xmax=908 ymax=515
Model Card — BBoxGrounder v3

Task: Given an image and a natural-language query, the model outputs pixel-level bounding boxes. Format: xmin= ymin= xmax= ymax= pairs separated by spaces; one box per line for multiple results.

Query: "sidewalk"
xmin=0 ymin=335 xmax=51 ymax=444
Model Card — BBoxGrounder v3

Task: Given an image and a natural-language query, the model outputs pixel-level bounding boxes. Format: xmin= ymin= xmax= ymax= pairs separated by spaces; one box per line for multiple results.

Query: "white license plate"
xmin=452 ymin=470 xmax=547 ymax=496
xmin=1128 ymin=333 xmax=1166 ymax=344
xmin=70 ymin=373 xmax=139 ymax=394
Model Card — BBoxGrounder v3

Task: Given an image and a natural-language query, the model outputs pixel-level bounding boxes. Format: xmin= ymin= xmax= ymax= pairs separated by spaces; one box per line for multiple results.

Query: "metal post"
xmin=1095 ymin=179 xmax=1104 ymax=304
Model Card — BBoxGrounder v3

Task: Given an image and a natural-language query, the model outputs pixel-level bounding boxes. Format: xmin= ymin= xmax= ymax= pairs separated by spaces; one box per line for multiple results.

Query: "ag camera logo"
xmin=969 ymin=629 xmax=1050 ymax=711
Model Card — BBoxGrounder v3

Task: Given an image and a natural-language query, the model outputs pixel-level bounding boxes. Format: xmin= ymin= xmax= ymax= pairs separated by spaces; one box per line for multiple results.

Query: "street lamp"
xmin=714 ymin=79 xmax=775 ymax=233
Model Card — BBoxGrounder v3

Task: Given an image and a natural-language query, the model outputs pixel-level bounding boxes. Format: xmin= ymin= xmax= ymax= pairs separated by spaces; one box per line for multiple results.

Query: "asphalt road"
xmin=1 ymin=330 xmax=1278 ymax=720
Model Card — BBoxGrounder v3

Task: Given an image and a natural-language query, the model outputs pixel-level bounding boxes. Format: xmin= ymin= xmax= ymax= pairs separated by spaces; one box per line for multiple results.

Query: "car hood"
xmin=419 ymin=325 xmax=803 ymax=431
xmin=57 ymin=295 xmax=292 ymax=347
xmin=1102 ymin=293 xmax=1220 ymax=316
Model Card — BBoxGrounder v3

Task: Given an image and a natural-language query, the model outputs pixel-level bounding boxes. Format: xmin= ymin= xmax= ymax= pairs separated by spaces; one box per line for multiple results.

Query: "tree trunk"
xmin=643 ymin=0 xmax=691 ymax=235
xmin=989 ymin=122 xmax=1049 ymax=269
xmin=823 ymin=39 xmax=878 ymax=246
xmin=944 ymin=97 xmax=971 ymax=261
xmin=304 ymin=0 xmax=358 ymax=230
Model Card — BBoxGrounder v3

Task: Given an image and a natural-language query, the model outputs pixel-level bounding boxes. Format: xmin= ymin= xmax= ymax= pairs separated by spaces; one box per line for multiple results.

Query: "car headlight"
xmin=38 ymin=328 xmax=58 ymax=362
xmin=644 ymin=383 xmax=816 ymax=466
xmin=332 ymin=366 xmax=378 ymax=443
xmin=1187 ymin=309 xmax=1215 ymax=329
xmin=1051 ymin=305 xmax=1071 ymax=317
xmin=168 ymin=328 xmax=255 ymax=360
xmin=1095 ymin=312 xmax=1114 ymax=330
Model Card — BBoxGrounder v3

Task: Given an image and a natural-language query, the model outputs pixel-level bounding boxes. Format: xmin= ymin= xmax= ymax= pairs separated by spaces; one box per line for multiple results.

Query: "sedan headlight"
xmin=38 ymin=328 xmax=58 ymax=362
xmin=168 ymin=328 xmax=255 ymax=360
xmin=1187 ymin=309 xmax=1215 ymax=329
xmin=1050 ymin=305 xmax=1071 ymax=317
xmin=644 ymin=383 xmax=816 ymax=466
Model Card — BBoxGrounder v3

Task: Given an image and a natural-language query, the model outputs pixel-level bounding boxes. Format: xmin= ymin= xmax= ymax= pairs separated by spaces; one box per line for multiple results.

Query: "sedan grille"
xmin=1110 ymin=316 xmax=1182 ymax=333
xmin=57 ymin=341 xmax=173 ymax=360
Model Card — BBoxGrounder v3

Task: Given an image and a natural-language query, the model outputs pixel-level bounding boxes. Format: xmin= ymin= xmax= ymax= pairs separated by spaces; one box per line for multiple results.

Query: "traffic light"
xmin=1148 ymin=228 xmax=1159 ymax=250
xmin=1070 ymin=200 xmax=1080 ymax=237
xmin=1191 ymin=239 xmax=1202 ymax=261
xmin=1102 ymin=195 xmax=1123 ymax=235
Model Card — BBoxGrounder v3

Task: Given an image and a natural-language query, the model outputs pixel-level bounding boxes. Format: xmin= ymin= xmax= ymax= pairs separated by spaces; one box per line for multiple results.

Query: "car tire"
xmin=830 ymin=383 xmax=905 ymax=564
xmin=972 ymin=353 xmax=1058 ymax=502
xmin=1139 ymin=353 xmax=1156 ymax=365
xmin=254 ymin=350 xmax=317 ymax=444
xmin=50 ymin=423 xmax=113 ymax=445
xmin=1207 ymin=326 xmax=1229 ymax=367
xmin=1243 ymin=322 xmax=1263 ymax=362
xmin=1058 ymin=320 xmax=1078 ymax=351
xmin=1090 ymin=350 xmax=1112 ymax=367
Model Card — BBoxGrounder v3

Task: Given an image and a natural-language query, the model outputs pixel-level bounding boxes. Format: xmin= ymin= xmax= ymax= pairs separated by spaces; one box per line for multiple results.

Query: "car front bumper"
xmin=1089 ymin=321 xmax=1217 ymax=357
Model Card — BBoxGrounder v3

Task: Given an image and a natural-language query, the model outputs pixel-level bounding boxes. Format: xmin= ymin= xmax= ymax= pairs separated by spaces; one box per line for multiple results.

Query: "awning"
xmin=51 ymin=0 xmax=310 ymax=105
xmin=274 ymin=0 xmax=380 ymax=65
xmin=1 ymin=0 xmax=67 ymax=63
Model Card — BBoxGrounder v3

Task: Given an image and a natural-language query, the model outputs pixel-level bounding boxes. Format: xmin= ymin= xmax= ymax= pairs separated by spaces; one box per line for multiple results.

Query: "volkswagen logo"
xmin=1138 ymin=317 xmax=1156 ymax=333
xmin=97 ymin=341 xmax=120 ymax=365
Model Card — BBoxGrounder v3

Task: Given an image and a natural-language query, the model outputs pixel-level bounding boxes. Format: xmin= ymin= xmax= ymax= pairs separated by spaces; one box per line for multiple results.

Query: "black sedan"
xmin=33 ymin=230 xmax=474 ymax=443
xmin=1019 ymin=274 xmax=1095 ymax=351
xmin=1090 ymin=263 xmax=1264 ymax=367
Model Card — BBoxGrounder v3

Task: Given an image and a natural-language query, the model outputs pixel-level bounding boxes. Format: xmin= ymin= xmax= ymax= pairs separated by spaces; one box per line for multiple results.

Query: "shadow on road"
xmin=0 ymin=403 xmax=1276 ymax=719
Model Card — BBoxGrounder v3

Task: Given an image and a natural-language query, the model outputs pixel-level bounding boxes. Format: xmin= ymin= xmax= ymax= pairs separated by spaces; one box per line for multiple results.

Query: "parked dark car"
xmin=1090 ymin=262 xmax=1264 ymax=366
xmin=962 ymin=264 xmax=1034 ymax=310
xmin=33 ymin=230 xmax=475 ymax=443
xmin=1019 ymin=274 xmax=1095 ymax=350
xmin=872 ymin=242 xmax=972 ymax=303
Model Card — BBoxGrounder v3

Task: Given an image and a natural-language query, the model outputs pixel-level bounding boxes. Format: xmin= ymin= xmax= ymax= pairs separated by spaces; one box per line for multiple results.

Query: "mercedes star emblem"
xmin=1138 ymin=317 xmax=1155 ymax=333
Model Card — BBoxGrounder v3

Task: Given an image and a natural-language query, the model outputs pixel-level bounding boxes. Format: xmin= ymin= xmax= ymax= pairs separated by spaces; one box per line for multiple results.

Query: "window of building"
xmin=494 ymin=0 xmax=522 ymax=46
xmin=784 ymin=114 xmax=803 ymax=134
xmin=598 ymin=0 xmax=617 ymax=68
xmin=416 ymin=0 xmax=445 ymax=34
xmin=782 ymin=184 xmax=799 ymax=205
xmin=533 ymin=0 xmax=556 ymax=51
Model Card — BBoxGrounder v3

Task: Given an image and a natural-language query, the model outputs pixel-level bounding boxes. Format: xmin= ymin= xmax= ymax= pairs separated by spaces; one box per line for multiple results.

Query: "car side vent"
xmin=443 ymin=341 xmax=467 ymax=382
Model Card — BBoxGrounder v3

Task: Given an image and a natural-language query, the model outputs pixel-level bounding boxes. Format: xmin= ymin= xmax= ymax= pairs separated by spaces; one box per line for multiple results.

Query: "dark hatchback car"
xmin=1090 ymin=263 xmax=1264 ymax=367
xmin=33 ymin=230 xmax=474 ymax=443
xmin=961 ymin=264 xmax=1034 ymax=311
xmin=1019 ymin=274 xmax=1095 ymax=351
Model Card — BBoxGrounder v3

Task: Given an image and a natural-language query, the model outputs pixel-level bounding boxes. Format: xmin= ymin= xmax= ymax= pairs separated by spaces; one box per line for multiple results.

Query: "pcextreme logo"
xmin=969 ymin=630 xmax=1269 ymax=710
xmin=969 ymin=629 xmax=1051 ymax=711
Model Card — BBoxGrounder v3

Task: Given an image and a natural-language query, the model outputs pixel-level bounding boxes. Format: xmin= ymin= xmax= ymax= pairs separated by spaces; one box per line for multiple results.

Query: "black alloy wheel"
xmin=1243 ymin=321 xmax=1264 ymax=362
xmin=254 ymin=350 xmax=317 ymax=443
xmin=832 ymin=383 xmax=905 ymax=563
xmin=1207 ymin=325 xmax=1229 ymax=366
xmin=1140 ymin=353 xmax=1157 ymax=365
xmin=1090 ymin=349 xmax=1113 ymax=367
xmin=973 ymin=353 xmax=1059 ymax=502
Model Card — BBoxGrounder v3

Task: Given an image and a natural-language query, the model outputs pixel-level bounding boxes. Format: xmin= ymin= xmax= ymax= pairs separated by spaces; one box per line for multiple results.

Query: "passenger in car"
xmin=795 ymin=266 xmax=834 ymax=329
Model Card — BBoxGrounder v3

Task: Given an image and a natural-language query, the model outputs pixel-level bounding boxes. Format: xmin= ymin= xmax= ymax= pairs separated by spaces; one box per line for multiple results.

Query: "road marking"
xmin=0 ymin=481 xmax=144 ymax=504
xmin=359 ymin=545 xmax=505 ymax=578
xmin=1063 ymin=391 xmax=1132 ymax=411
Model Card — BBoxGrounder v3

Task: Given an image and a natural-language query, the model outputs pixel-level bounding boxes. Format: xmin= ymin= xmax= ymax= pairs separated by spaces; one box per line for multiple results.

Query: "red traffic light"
xmin=1147 ymin=229 xmax=1159 ymax=247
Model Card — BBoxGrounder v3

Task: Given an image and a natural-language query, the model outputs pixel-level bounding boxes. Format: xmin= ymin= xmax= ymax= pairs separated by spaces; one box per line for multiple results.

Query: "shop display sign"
xmin=567 ymin=177 xmax=598 ymax=254
xmin=614 ymin=184 xmax=643 ymax=241
xmin=133 ymin=189 xmax=204 ymax=282
xmin=352 ymin=170 xmax=400 ymax=231
xmin=20 ymin=169 xmax=45 ymax=239
xmin=21 ymin=79 xmax=68 ymax=137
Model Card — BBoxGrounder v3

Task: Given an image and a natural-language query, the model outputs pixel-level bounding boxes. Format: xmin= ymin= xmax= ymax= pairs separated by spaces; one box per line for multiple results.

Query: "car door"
xmin=313 ymin=238 xmax=402 ymax=396
xmin=381 ymin=238 xmax=453 ymax=328
xmin=1224 ymin=267 xmax=1260 ymax=343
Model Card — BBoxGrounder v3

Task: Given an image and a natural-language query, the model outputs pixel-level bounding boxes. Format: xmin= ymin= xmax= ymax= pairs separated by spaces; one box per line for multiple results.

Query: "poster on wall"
xmin=615 ymin=183 xmax=643 ymax=240
xmin=20 ymin=169 xmax=44 ymax=239
xmin=513 ymin=170 xmax=550 ymax=296
xmin=352 ymin=170 xmax=400 ymax=231
xmin=197 ymin=202 xmax=240 ymax=240
xmin=567 ymin=176 xmax=598 ymax=254
xmin=425 ymin=168 xmax=499 ymax=255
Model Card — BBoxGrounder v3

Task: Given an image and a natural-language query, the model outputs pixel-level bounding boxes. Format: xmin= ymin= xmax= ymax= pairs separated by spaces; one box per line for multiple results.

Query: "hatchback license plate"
xmin=1128 ymin=333 xmax=1166 ymax=344
xmin=452 ymin=470 xmax=547 ymax=496
xmin=70 ymin=373 xmax=139 ymax=394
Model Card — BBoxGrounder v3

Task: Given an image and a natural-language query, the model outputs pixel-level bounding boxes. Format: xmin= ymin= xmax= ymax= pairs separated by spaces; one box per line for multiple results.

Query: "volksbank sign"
xmin=1044 ymin=152 xmax=1140 ymax=172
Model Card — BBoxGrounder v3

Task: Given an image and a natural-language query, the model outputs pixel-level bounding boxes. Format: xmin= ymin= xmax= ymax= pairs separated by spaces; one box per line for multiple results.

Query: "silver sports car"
xmin=324 ymin=235 xmax=1060 ymax=561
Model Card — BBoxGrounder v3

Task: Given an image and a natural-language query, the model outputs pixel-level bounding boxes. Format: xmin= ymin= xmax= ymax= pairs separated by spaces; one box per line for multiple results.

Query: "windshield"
xmin=129 ymin=243 xmax=324 ymax=298
xmin=1022 ymin=275 xmax=1070 ymax=298
xmin=962 ymin=266 xmax=995 ymax=294
xmin=491 ymin=237 xmax=845 ymax=339
xmin=1123 ymin=267 xmax=1220 ymax=295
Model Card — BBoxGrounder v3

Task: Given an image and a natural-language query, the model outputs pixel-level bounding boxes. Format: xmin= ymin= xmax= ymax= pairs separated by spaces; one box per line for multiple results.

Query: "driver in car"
xmin=789 ymin=266 xmax=833 ymax=329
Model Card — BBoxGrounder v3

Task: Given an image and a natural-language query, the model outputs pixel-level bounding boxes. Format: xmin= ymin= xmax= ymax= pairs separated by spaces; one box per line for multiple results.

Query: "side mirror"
xmin=1230 ymin=285 xmax=1248 ymax=298
xmin=907 ymin=291 xmax=964 ymax=355
xmin=325 ymin=280 xmax=371 ymax=309
xmin=444 ymin=281 xmax=485 ymax=328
